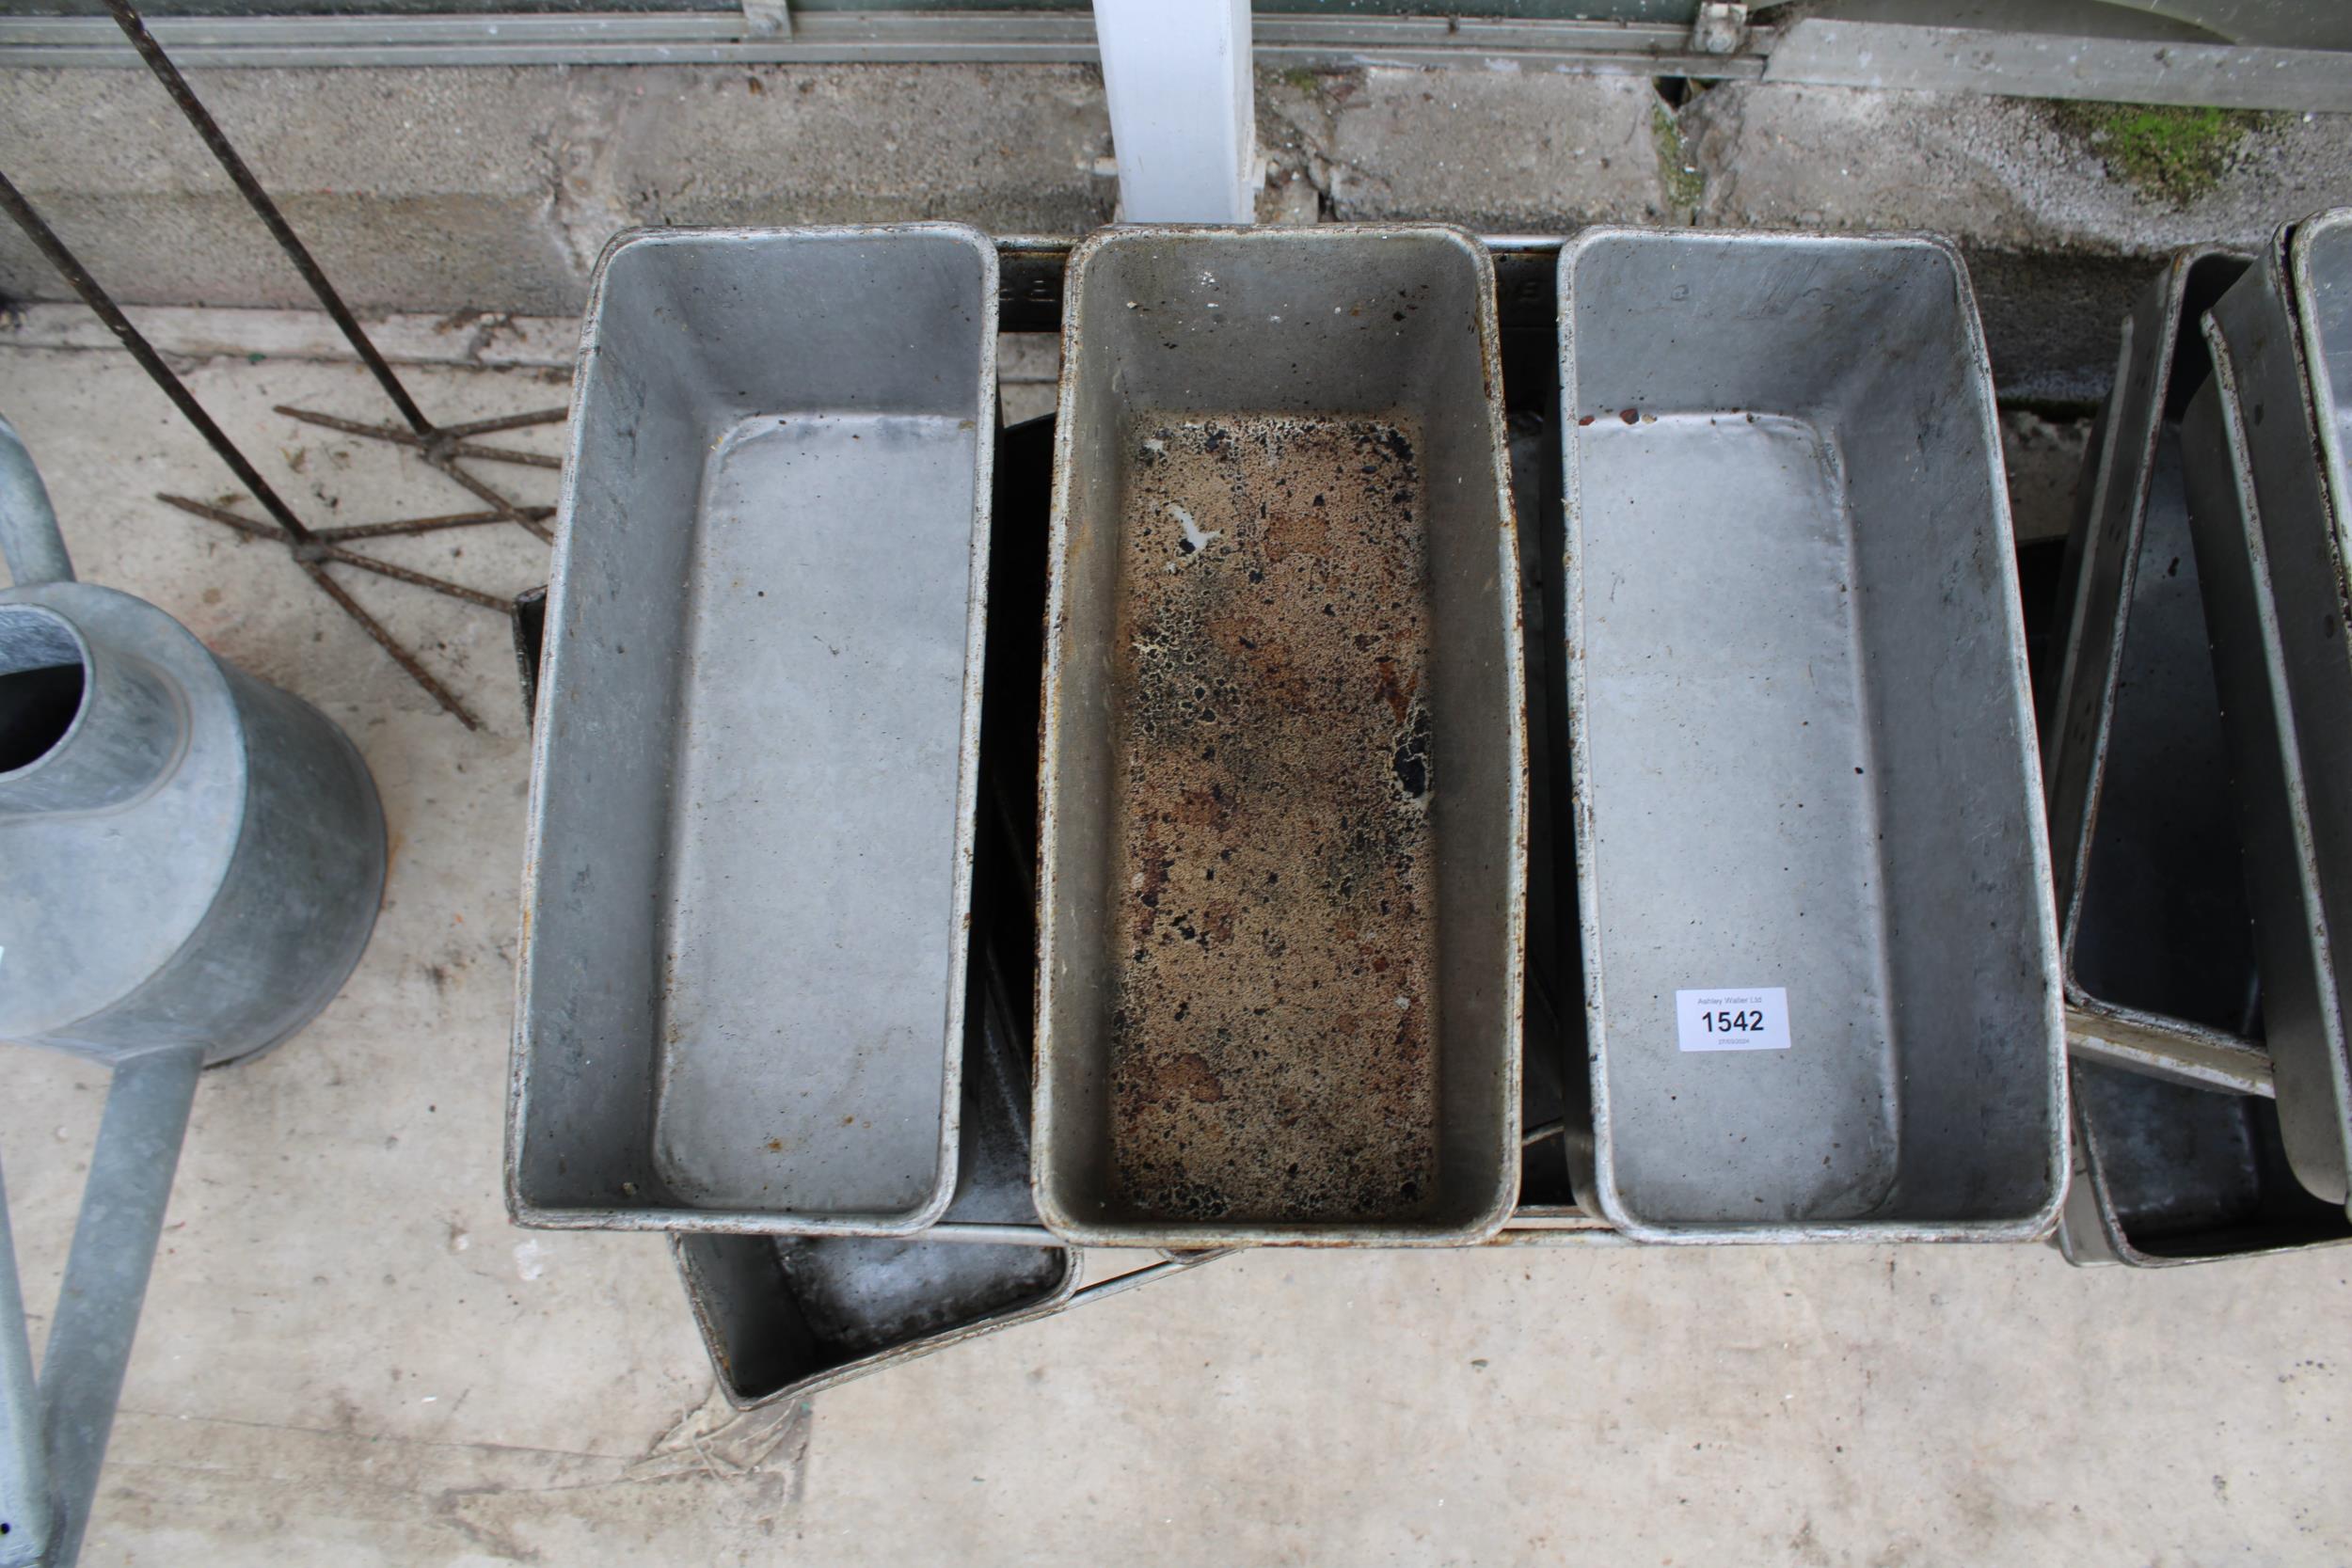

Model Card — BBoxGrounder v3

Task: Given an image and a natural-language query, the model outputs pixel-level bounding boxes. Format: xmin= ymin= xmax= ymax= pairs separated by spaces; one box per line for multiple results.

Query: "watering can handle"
xmin=0 ymin=414 xmax=74 ymax=588
xmin=0 ymin=1043 xmax=203 ymax=1568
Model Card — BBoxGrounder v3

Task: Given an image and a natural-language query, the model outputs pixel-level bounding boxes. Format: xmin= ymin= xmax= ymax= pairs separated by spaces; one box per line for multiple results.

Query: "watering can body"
xmin=0 ymin=419 xmax=384 ymax=1067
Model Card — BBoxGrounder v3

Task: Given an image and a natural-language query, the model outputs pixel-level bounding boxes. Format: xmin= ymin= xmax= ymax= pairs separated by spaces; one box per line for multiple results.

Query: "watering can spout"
xmin=0 ymin=413 xmax=74 ymax=588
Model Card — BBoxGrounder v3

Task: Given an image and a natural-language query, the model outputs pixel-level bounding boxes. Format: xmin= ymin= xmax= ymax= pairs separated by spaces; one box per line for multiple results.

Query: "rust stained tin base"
xmin=1109 ymin=413 xmax=1440 ymax=1227
xmin=1035 ymin=224 xmax=1525 ymax=1249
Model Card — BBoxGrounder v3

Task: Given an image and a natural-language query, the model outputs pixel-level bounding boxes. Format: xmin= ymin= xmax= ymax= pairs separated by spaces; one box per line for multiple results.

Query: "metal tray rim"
xmin=1557 ymin=224 xmax=2069 ymax=1244
xmin=2065 ymin=995 xmax=2274 ymax=1097
xmin=1031 ymin=221 xmax=1529 ymax=1248
xmin=674 ymin=1233 xmax=1082 ymax=1412
xmin=2193 ymin=294 xmax=2352 ymax=1200
xmin=2047 ymin=245 xmax=2271 ymax=1086
xmin=2289 ymin=206 xmax=2352 ymax=538
xmin=508 ymin=220 xmax=1001 ymax=1235
xmin=2072 ymin=1059 xmax=2352 ymax=1268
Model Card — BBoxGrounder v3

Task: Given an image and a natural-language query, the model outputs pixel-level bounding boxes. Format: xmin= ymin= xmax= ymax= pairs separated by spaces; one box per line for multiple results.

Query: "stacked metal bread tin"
xmin=2047 ymin=213 xmax=2352 ymax=1265
xmin=506 ymin=214 xmax=2352 ymax=1401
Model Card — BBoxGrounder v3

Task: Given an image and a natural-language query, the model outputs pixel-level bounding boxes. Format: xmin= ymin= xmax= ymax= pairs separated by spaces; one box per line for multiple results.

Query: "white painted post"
xmin=1091 ymin=0 xmax=1257 ymax=223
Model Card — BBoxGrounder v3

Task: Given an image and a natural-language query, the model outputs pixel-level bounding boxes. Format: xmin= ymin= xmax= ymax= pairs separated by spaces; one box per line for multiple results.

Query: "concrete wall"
xmin=0 ymin=63 xmax=1120 ymax=315
xmin=6 ymin=62 xmax=2352 ymax=399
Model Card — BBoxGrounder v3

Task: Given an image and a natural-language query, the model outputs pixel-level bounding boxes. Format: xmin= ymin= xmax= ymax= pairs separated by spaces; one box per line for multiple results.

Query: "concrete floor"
xmin=4 ymin=328 xmax=2351 ymax=1568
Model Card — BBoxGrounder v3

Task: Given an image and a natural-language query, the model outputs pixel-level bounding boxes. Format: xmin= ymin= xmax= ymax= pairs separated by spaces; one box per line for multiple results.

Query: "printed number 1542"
xmin=1676 ymin=987 xmax=1791 ymax=1053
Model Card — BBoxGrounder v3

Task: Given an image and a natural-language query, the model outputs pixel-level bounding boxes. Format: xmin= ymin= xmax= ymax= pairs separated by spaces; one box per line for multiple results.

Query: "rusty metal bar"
xmin=268 ymin=407 xmax=403 ymax=441
xmin=99 ymin=0 xmax=434 ymax=438
xmin=275 ymin=405 xmax=563 ymax=468
xmin=313 ymin=505 xmax=553 ymax=543
xmin=0 ymin=171 xmax=314 ymax=544
xmin=154 ymin=495 xmax=492 ymax=723
xmin=426 ymin=455 xmax=556 ymax=543
xmin=440 ymin=442 xmax=560 ymax=469
xmin=312 ymin=546 xmax=513 ymax=611
xmin=155 ymin=492 xmax=284 ymax=541
xmin=462 ymin=443 xmax=558 ymax=468
xmin=434 ymin=406 xmax=570 ymax=440
xmin=271 ymin=407 xmax=557 ymax=541
xmin=301 ymin=563 xmax=481 ymax=730
xmin=158 ymin=495 xmax=515 ymax=612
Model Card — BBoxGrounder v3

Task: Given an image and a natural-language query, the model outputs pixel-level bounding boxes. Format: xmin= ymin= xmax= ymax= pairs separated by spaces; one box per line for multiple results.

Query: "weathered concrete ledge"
xmin=4 ymin=63 xmax=2349 ymax=400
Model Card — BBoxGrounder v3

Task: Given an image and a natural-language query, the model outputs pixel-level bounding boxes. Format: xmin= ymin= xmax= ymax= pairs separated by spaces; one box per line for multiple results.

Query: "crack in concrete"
xmin=1652 ymin=96 xmax=1707 ymax=219
xmin=1682 ymin=81 xmax=1743 ymax=221
xmin=1255 ymin=67 xmax=1365 ymax=222
xmin=544 ymin=80 xmax=631 ymax=290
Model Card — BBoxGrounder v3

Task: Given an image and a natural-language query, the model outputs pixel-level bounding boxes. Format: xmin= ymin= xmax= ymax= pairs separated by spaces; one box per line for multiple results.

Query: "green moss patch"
xmin=2053 ymin=102 xmax=2271 ymax=206
xmin=1653 ymin=103 xmax=1703 ymax=214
